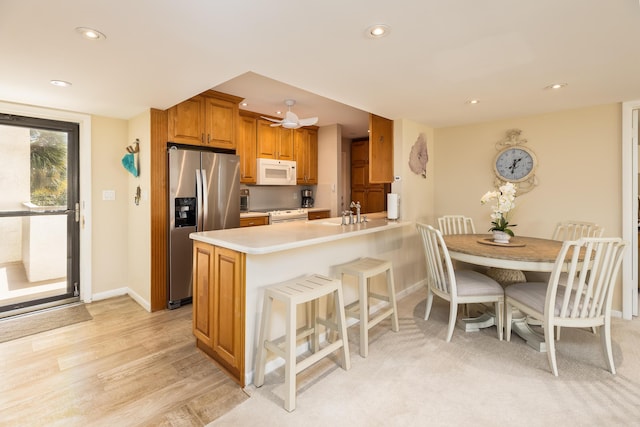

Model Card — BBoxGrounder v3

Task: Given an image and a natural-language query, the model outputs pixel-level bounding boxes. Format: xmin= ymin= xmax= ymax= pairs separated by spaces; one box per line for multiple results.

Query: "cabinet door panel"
xmin=238 ymin=115 xmax=257 ymax=183
xmin=257 ymin=119 xmax=278 ymax=158
xmin=205 ymin=98 xmax=235 ymax=149
xmin=212 ymin=246 xmax=245 ymax=373
xmin=193 ymin=242 xmax=213 ymax=344
xmin=168 ymin=96 xmax=204 ymax=145
xmin=278 ymin=128 xmax=294 ymax=160
xmin=369 ymin=114 xmax=394 ymax=183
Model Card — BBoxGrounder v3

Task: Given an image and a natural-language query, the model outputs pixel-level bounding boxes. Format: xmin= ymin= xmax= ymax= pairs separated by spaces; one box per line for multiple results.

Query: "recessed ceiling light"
xmin=466 ymin=99 xmax=480 ymax=105
xmin=366 ymin=24 xmax=390 ymax=38
xmin=50 ymin=80 xmax=72 ymax=87
xmin=544 ymin=83 xmax=567 ymax=90
xmin=276 ymin=110 xmax=282 ymax=115
xmin=75 ymin=27 xmax=106 ymax=41
xmin=240 ymin=102 xmax=248 ymax=107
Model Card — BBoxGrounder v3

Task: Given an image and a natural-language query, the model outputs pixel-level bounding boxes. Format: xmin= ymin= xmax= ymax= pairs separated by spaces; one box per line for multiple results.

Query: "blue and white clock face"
xmin=494 ymin=147 xmax=536 ymax=182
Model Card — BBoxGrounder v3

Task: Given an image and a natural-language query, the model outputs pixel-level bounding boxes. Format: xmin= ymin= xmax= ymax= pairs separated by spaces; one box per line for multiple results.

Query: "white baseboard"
xmin=91 ymin=287 xmax=151 ymax=312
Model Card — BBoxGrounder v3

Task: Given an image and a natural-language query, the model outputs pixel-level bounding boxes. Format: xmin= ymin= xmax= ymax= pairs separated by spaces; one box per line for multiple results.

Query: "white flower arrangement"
xmin=480 ymin=182 xmax=517 ymax=236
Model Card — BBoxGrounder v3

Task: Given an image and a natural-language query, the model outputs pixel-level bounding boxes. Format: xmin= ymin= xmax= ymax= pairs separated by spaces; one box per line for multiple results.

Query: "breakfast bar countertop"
xmin=190 ymin=213 xmax=409 ymax=255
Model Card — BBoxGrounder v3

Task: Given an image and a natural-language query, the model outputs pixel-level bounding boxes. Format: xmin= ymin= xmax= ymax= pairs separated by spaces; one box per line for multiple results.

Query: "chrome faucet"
xmin=350 ymin=201 xmax=361 ymax=224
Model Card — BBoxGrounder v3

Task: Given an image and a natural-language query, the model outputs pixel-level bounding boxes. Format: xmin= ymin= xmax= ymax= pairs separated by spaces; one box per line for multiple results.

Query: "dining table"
xmin=443 ymin=233 xmax=565 ymax=352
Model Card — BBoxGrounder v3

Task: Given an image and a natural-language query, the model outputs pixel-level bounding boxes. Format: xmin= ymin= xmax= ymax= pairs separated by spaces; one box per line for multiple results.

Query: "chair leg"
xmin=494 ymin=300 xmax=503 ymax=341
xmin=386 ymin=267 xmax=399 ymax=332
xmin=334 ymin=284 xmax=351 ymax=371
xmin=445 ymin=301 xmax=457 ymax=342
xmin=254 ymin=294 xmax=272 ymax=387
xmin=545 ymin=322 xmax=559 ymax=377
xmin=602 ymin=319 xmax=616 ymax=375
xmin=284 ymin=299 xmax=297 ymax=412
xmin=424 ymin=288 xmax=434 ymax=321
xmin=359 ymin=277 xmax=369 ymax=358
xmin=505 ymin=302 xmax=512 ymax=342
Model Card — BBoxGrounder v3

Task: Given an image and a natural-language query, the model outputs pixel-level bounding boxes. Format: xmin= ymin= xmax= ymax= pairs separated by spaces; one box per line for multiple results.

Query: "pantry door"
xmin=0 ymin=113 xmax=80 ymax=317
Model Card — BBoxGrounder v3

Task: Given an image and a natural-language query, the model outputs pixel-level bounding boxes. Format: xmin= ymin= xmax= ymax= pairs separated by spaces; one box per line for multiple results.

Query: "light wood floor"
xmin=0 ymin=295 xmax=248 ymax=426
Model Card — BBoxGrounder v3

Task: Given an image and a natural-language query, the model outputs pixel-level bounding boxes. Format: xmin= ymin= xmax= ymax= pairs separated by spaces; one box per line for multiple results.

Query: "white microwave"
xmin=256 ymin=158 xmax=297 ymax=185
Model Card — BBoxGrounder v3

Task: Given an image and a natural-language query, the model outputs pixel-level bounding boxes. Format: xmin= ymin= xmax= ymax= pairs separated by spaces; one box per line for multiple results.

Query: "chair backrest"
xmin=552 ymin=220 xmax=604 ymax=241
xmin=416 ymin=223 xmax=456 ymax=297
xmin=437 ymin=215 xmax=476 ymax=235
xmin=547 ymin=237 xmax=627 ymax=325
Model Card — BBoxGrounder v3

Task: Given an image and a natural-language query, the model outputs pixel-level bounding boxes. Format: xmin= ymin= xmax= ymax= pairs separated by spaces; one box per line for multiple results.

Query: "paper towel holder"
xmin=387 ymin=193 xmax=399 ymax=220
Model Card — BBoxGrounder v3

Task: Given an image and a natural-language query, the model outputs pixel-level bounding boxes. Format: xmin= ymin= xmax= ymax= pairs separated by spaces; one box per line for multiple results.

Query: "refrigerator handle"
xmin=195 ymin=169 xmax=203 ymax=230
xmin=201 ymin=170 xmax=209 ymax=228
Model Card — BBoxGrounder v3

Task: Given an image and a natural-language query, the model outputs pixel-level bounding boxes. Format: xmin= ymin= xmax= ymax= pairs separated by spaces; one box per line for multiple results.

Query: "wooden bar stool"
xmin=337 ymin=257 xmax=399 ymax=357
xmin=254 ymin=274 xmax=351 ymax=412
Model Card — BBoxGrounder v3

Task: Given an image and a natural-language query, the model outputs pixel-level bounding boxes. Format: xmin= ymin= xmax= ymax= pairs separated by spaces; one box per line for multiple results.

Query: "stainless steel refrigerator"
xmin=167 ymin=145 xmax=240 ymax=309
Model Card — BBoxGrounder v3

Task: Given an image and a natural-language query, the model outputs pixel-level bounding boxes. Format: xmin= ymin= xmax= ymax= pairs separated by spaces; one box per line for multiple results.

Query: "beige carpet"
xmin=0 ymin=303 xmax=92 ymax=343
xmin=211 ymin=287 xmax=640 ymax=426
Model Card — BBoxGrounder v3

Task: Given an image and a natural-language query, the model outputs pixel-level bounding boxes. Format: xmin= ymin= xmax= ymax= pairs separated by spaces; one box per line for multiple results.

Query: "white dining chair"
xmin=416 ymin=223 xmax=504 ymax=342
xmin=552 ymin=220 xmax=604 ymax=241
xmin=437 ymin=215 xmax=476 ymax=236
xmin=505 ymin=237 xmax=627 ymax=376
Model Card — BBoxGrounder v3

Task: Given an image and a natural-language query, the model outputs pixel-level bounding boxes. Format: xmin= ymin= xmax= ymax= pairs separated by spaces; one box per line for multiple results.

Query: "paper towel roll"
xmin=387 ymin=193 xmax=399 ymax=220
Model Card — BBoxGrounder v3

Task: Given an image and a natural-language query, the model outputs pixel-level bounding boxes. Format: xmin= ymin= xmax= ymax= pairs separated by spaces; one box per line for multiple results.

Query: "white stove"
xmin=267 ymin=208 xmax=308 ymax=224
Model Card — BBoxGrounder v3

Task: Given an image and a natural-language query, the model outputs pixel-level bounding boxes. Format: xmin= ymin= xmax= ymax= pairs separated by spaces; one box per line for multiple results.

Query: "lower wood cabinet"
xmin=192 ymin=241 xmax=245 ymax=386
xmin=240 ymin=216 xmax=269 ymax=227
xmin=307 ymin=210 xmax=330 ymax=220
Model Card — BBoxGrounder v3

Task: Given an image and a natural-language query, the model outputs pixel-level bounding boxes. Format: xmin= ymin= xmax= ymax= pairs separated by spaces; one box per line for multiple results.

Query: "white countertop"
xmin=190 ymin=215 xmax=410 ymax=255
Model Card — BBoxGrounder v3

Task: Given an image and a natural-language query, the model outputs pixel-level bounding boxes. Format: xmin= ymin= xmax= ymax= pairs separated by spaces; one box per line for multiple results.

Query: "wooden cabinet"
xmin=351 ymin=138 xmax=389 ymax=214
xmin=237 ymin=114 xmax=257 ymax=184
xmin=368 ymin=114 xmax=394 ymax=183
xmin=307 ymin=210 xmax=330 ymax=220
xmin=256 ymin=119 xmax=294 ymax=160
xmin=240 ymin=216 xmax=269 ymax=227
xmin=192 ymin=241 xmax=245 ymax=386
xmin=294 ymin=127 xmax=318 ymax=184
xmin=168 ymin=90 xmax=242 ymax=150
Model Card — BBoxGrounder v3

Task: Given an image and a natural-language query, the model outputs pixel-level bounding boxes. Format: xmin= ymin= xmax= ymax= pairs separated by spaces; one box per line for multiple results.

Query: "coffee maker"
xmin=301 ymin=189 xmax=314 ymax=208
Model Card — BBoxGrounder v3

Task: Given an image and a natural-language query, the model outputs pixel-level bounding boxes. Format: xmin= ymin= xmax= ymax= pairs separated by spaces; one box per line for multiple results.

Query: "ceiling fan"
xmin=261 ymin=99 xmax=318 ymax=129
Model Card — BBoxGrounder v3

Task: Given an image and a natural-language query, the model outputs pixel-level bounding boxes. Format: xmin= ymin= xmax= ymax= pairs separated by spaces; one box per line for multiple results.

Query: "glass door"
xmin=0 ymin=113 xmax=80 ymax=317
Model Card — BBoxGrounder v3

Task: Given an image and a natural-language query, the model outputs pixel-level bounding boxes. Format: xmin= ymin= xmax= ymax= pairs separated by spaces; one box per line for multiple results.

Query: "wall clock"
xmin=492 ymin=129 xmax=538 ymax=193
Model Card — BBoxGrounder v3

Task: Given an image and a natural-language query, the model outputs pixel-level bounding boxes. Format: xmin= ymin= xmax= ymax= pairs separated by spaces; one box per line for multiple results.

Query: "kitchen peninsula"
xmin=189 ymin=214 xmax=411 ymax=386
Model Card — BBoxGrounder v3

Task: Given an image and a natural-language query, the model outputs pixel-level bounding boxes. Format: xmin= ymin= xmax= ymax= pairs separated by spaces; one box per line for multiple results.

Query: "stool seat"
xmin=254 ymin=274 xmax=350 ymax=412
xmin=337 ymin=257 xmax=399 ymax=357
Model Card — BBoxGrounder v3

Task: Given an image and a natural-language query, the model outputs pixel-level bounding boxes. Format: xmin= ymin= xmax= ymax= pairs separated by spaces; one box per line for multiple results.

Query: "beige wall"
xmin=316 ymin=124 xmax=341 ymax=216
xmin=392 ymin=119 xmax=437 ymax=293
xmin=90 ymin=116 xmax=129 ymax=295
xmin=126 ymin=112 xmax=152 ymax=308
xmin=434 ymin=103 xmax=623 ymax=308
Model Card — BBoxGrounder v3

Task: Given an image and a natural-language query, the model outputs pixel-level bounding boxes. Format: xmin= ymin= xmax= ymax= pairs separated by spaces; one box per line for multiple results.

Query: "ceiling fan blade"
xmin=285 ymin=111 xmax=299 ymax=123
xmin=260 ymin=116 xmax=282 ymax=123
xmin=270 ymin=123 xmax=282 ymax=127
xmin=298 ymin=117 xmax=318 ymax=126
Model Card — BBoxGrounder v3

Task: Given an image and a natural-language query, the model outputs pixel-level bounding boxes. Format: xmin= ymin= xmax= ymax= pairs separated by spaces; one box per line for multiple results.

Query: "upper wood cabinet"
xmin=237 ymin=114 xmax=257 ymax=184
xmin=369 ymin=114 xmax=394 ymax=183
xmin=256 ymin=119 xmax=294 ymax=160
xmin=294 ymin=127 xmax=318 ymax=185
xmin=168 ymin=90 xmax=242 ymax=150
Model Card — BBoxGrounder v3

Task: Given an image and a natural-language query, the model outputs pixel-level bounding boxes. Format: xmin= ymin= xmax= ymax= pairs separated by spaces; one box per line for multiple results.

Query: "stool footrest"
xmin=295 ymin=339 xmax=345 ymax=373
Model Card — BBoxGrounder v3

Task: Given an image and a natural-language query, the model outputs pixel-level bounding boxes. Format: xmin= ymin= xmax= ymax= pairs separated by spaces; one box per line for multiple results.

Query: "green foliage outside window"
xmin=30 ymin=129 xmax=67 ymax=207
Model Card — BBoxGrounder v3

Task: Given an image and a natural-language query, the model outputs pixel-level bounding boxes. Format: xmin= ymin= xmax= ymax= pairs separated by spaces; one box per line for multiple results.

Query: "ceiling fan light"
xmin=282 ymin=122 xmax=299 ymax=129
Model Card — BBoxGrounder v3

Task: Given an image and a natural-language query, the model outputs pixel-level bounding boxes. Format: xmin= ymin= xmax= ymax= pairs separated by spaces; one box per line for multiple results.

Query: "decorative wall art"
xmin=492 ymin=129 xmax=538 ymax=194
xmin=409 ymin=133 xmax=428 ymax=178
xmin=121 ymin=139 xmax=140 ymax=177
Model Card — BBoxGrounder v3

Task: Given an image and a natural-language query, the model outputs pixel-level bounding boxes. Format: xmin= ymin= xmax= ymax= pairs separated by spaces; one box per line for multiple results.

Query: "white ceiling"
xmin=2 ymin=1 xmax=640 ymax=139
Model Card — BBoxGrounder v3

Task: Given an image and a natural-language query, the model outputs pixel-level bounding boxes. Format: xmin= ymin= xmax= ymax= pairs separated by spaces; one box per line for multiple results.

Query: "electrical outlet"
xmin=293 ymin=192 xmax=297 ymax=199
xmin=102 ymin=190 xmax=116 ymax=201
